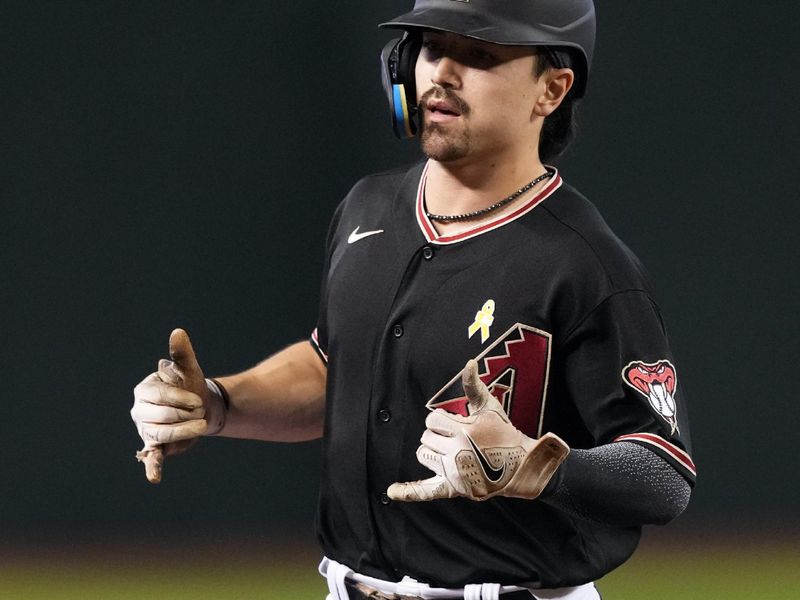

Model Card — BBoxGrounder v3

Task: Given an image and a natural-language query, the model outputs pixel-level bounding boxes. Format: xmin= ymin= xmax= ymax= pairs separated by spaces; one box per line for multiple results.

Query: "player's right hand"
xmin=131 ymin=328 xmax=209 ymax=483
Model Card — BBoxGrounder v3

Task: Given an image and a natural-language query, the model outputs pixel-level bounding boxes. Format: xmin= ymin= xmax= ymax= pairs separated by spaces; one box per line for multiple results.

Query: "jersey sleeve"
xmin=310 ymin=199 xmax=347 ymax=366
xmin=557 ymin=290 xmax=696 ymax=484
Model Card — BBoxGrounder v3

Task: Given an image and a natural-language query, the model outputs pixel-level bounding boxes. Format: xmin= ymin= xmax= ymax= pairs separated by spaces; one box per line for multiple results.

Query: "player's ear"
xmin=532 ymin=68 xmax=574 ymax=118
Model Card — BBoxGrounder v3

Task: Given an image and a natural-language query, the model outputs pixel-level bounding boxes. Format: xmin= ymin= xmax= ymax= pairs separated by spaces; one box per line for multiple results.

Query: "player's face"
xmin=414 ymin=31 xmax=542 ymax=164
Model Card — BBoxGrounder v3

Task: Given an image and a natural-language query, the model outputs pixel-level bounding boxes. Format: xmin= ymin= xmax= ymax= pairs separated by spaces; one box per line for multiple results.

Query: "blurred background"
xmin=2 ymin=1 xmax=798 ymax=598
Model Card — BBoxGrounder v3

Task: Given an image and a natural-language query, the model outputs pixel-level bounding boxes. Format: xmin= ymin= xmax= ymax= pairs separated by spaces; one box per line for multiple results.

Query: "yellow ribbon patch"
xmin=468 ymin=299 xmax=495 ymax=344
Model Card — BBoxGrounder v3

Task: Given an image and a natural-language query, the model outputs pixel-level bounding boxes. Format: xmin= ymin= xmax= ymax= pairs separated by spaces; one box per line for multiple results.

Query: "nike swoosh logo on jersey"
xmin=464 ymin=431 xmax=506 ymax=484
xmin=347 ymin=226 xmax=384 ymax=244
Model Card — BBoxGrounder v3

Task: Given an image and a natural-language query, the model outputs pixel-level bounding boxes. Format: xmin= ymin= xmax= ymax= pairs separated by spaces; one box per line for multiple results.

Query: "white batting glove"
xmin=387 ymin=359 xmax=570 ymax=502
xmin=130 ymin=328 xmax=225 ymax=483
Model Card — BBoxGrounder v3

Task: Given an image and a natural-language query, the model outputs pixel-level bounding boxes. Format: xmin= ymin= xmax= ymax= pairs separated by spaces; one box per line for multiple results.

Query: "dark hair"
xmin=534 ymin=48 xmax=580 ymax=163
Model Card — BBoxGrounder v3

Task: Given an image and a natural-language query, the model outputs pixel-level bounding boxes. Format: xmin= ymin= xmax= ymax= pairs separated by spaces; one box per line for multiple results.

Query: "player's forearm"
xmin=212 ymin=340 xmax=326 ymax=442
xmin=540 ymin=442 xmax=691 ymax=527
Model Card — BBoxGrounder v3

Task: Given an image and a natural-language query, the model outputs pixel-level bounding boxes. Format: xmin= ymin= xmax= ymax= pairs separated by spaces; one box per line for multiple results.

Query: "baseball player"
xmin=131 ymin=1 xmax=695 ymax=599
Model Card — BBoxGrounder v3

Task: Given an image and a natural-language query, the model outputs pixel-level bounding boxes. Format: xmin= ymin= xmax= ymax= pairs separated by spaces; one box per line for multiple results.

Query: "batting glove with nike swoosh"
xmin=387 ymin=359 xmax=570 ymax=502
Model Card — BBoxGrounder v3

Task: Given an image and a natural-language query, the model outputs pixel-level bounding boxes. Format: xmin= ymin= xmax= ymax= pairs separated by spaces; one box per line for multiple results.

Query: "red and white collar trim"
xmin=415 ymin=161 xmax=563 ymax=245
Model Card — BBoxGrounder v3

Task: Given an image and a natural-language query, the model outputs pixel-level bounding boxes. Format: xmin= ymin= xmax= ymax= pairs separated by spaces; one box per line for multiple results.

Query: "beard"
xmin=418 ymin=87 xmax=472 ymax=162
xmin=420 ymin=122 xmax=472 ymax=162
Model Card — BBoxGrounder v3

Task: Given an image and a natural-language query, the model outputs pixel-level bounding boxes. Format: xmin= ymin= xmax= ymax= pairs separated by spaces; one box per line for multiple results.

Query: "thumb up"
xmin=131 ymin=328 xmax=209 ymax=483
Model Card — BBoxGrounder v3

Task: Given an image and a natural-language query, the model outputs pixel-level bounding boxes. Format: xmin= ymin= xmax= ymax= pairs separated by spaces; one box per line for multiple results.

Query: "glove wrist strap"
xmin=204 ymin=378 xmax=229 ymax=435
xmin=506 ymin=434 xmax=570 ymax=499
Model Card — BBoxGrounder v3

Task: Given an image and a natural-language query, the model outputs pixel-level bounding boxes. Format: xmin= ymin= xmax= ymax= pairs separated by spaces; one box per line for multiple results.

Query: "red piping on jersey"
xmin=415 ymin=161 xmax=564 ymax=245
xmin=614 ymin=433 xmax=697 ymax=478
xmin=311 ymin=328 xmax=328 ymax=363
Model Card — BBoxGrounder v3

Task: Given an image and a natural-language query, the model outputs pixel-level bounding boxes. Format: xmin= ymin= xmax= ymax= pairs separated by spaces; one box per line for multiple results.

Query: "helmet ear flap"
xmin=380 ymin=33 xmax=421 ymax=138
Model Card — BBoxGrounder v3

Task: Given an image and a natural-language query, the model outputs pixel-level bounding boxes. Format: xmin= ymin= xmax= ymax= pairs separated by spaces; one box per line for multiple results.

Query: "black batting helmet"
xmin=381 ymin=0 xmax=596 ymax=98
xmin=378 ymin=0 xmax=596 ymax=138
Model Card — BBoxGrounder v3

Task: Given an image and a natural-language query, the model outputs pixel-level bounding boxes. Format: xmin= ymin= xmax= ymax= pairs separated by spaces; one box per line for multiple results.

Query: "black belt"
xmin=344 ymin=580 xmax=534 ymax=599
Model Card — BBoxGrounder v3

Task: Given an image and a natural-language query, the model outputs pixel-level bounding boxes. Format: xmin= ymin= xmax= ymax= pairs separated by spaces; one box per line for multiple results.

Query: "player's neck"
xmin=424 ymin=150 xmax=547 ymax=235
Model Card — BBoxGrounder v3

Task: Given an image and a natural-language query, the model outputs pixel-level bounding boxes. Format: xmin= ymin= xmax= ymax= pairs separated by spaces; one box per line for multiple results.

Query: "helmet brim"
xmin=380 ymin=7 xmax=583 ymax=49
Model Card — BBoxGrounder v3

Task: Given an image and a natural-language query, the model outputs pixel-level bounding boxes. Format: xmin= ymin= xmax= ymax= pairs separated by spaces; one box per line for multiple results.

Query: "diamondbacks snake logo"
xmin=622 ymin=360 xmax=679 ymax=434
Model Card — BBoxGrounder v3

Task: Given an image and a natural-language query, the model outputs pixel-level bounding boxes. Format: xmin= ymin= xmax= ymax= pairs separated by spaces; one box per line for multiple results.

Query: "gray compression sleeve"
xmin=539 ymin=442 xmax=691 ymax=527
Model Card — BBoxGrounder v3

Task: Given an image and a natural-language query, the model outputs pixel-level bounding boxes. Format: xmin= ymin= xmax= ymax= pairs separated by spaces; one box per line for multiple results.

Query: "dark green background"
xmin=2 ymin=1 xmax=797 ymax=551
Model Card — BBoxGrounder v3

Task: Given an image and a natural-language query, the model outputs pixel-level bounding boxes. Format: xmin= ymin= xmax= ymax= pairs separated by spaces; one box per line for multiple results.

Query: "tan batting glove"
xmin=131 ymin=328 xmax=225 ymax=483
xmin=388 ymin=359 xmax=569 ymax=502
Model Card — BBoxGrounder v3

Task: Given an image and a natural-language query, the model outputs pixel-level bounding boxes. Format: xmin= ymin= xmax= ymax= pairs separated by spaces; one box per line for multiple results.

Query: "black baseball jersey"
xmin=311 ymin=161 xmax=695 ymax=589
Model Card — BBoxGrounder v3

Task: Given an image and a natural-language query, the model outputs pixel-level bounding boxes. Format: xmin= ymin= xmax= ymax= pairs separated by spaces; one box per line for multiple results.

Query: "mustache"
xmin=418 ymin=86 xmax=470 ymax=116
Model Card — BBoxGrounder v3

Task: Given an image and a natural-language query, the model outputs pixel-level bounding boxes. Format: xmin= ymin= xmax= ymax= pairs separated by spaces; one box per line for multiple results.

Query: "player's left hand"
xmin=387 ymin=359 xmax=570 ymax=502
